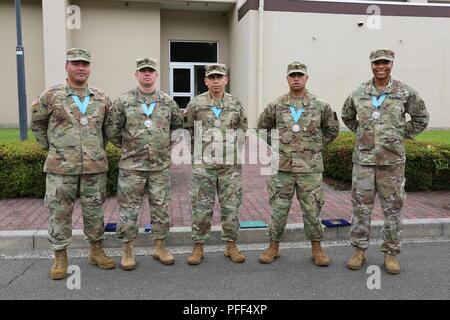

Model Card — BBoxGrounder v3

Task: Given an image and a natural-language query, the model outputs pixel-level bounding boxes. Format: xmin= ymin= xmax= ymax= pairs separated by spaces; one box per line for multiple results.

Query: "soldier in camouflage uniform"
xmin=342 ymin=49 xmax=429 ymax=274
xmin=31 ymin=48 xmax=116 ymax=280
xmin=257 ymin=62 xmax=339 ymax=266
xmin=106 ymin=57 xmax=183 ymax=270
xmin=183 ymin=63 xmax=248 ymax=265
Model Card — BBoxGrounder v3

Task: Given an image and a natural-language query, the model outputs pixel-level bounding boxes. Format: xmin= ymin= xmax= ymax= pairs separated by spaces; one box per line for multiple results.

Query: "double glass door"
xmin=169 ymin=41 xmax=218 ymax=109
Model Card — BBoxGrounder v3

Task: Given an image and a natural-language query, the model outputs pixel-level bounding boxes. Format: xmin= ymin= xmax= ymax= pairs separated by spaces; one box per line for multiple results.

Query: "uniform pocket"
xmin=44 ymin=178 xmax=58 ymax=204
xmin=357 ymin=126 xmax=375 ymax=151
xmin=51 ymin=107 xmax=73 ymax=130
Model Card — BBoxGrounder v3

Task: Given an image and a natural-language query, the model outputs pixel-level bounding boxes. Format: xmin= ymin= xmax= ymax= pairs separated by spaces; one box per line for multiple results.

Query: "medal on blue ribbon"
xmin=371 ymin=94 xmax=386 ymax=120
xmin=141 ymin=101 xmax=157 ymax=128
xmin=211 ymin=105 xmax=223 ymax=127
xmin=289 ymin=105 xmax=303 ymax=132
xmin=72 ymin=95 xmax=90 ymax=126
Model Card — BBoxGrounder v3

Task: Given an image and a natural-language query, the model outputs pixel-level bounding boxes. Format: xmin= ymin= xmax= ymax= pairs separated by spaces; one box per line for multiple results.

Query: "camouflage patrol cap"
xmin=205 ymin=63 xmax=227 ymax=77
xmin=287 ymin=61 xmax=307 ymax=76
xmin=67 ymin=48 xmax=91 ymax=63
xmin=370 ymin=49 xmax=395 ymax=62
xmin=136 ymin=57 xmax=157 ymax=71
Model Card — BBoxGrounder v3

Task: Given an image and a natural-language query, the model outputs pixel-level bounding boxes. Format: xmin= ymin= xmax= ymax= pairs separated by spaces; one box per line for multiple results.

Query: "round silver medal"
xmin=372 ymin=111 xmax=381 ymax=120
xmin=214 ymin=120 xmax=221 ymax=127
xmin=292 ymin=124 xmax=301 ymax=132
xmin=144 ymin=119 xmax=152 ymax=128
xmin=80 ymin=117 xmax=88 ymax=126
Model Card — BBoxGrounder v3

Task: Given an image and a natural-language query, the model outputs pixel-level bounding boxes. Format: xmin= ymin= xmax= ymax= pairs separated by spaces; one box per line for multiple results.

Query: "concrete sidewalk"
xmin=0 ymin=163 xmax=449 ymax=250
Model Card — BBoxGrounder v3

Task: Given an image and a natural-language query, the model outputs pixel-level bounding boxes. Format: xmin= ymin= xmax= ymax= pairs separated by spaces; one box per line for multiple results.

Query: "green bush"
xmin=0 ymin=143 xmax=121 ymax=199
xmin=1 ymin=136 xmax=449 ymax=199
xmin=324 ymin=136 xmax=450 ymax=191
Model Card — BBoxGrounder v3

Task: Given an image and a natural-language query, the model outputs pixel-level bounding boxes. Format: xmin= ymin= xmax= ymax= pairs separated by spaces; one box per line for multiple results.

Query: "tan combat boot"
xmin=153 ymin=239 xmax=175 ymax=265
xmin=385 ymin=253 xmax=400 ymax=274
xmin=120 ymin=241 xmax=136 ymax=271
xmin=311 ymin=241 xmax=330 ymax=266
xmin=49 ymin=249 xmax=68 ymax=280
xmin=259 ymin=240 xmax=280 ymax=264
xmin=224 ymin=240 xmax=246 ymax=263
xmin=346 ymin=248 xmax=366 ymax=270
xmin=88 ymin=241 xmax=116 ymax=269
xmin=186 ymin=242 xmax=204 ymax=265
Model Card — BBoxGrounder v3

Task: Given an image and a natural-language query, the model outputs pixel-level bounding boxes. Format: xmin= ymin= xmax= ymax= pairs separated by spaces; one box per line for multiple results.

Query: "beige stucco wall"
xmin=71 ymin=0 xmax=160 ymax=100
xmin=0 ymin=0 xmax=44 ymax=127
xmin=160 ymin=10 xmax=229 ymax=93
xmin=228 ymin=8 xmax=258 ymax=127
xmin=258 ymin=11 xmax=450 ymax=128
xmin=2 ymin=0 xmax=449 ymax=129
xmin=42 ymin=0 xmax=70 ymax=87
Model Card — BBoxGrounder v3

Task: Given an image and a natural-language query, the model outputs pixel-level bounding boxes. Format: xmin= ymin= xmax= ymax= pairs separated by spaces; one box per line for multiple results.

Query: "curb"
xmin=0 ymin=218 xmax=449 ymax=250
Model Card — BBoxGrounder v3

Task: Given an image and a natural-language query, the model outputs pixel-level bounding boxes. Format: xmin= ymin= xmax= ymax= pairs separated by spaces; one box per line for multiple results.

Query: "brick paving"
xmin=0 ymin=163 xmax=449 ymax=231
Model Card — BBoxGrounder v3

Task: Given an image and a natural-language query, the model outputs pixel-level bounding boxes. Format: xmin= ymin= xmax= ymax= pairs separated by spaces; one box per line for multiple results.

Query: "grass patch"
xmin=415 ymin=130 xmax=450 ymax=145
xmin=0 ymin=128 xmax=448 ymax=145
xmin=0 ymin=129 xmax=35 ymax=143
xmin=338 ymin=129 xmax=449 ymax=145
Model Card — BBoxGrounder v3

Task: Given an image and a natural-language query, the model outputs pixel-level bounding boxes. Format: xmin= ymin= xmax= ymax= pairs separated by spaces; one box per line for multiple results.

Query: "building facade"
xmin=1 ymin=0 xmax=450 ymax=128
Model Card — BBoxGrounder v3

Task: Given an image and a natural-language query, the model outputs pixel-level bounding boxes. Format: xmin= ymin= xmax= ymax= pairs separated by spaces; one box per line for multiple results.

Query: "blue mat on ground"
xmin=321 ymin=219 xmax=351 ymax=227
xmin=104 ymin=223 xmax=117 ymax=232
xmin=240 ymin=220 xmax=267 ymax=229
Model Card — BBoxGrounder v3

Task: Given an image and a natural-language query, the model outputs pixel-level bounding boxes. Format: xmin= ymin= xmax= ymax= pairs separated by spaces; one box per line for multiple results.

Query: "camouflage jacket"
xmin=183 ymin=91 xmax=248 ymax=168
xmin=257 ymin=92 xmax=339 ymax=173
xmin=341 ymin=78 xmax=429 ymax=165
xmin=106 ymin=88 xmax=183 ymax=171
xmin=31 ymin=81 xmax=112 ymax=175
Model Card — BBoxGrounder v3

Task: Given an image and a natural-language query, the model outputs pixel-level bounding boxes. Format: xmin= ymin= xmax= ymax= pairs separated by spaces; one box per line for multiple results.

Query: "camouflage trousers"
xmin=116 ymin=168 xmax=171 ymax=242
xmin=350 ymin=163 xmax=405 ymax=255
xmin=45 ymin=172 xmax=107 ymax=251
xmin=191 ymin=165 xmax=242 ymax=243
xmin=268 ymin=171 xmax=324 ymax=242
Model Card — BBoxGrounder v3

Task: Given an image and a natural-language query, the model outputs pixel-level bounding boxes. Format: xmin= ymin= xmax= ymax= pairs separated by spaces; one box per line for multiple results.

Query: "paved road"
xmin=0 ymin=240 xmax=448 ymax=302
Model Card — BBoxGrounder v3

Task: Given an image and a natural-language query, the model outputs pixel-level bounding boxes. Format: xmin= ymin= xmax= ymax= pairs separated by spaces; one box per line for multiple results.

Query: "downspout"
xmin=257 ymin=0 xmax=264 ymax=115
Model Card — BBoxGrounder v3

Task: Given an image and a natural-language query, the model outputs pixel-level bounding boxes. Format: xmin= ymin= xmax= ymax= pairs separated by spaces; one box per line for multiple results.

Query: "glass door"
xmin=169 ymin=41 xmax=218 ymax=109
xmin=170 ymin=64 xmax=194 ymax=109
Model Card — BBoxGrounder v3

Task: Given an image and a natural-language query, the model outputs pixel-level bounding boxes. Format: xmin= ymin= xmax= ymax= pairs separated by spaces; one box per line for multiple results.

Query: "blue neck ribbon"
xmin=72 ymin=95 xmax=90 ymax=115
xmin=371 ymin=94 xmax=386 ymax=110
xmin=211 ymin=106 xmax=223 ymax=118
xmin=289 ymin=105 xmax=303 ymax=123
xmin=141 ymin=101 xmax=157 ymax=117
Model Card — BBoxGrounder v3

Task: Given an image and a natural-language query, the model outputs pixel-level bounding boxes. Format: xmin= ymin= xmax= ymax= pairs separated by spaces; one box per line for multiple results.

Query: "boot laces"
xmin=193 ymin=244 xmax=203 ymax=255
xmin=55 ymin=254 xmax=65 ymax=268
xmin=124 ymin=244 xmax=133 ymax=259
xmin=94 ymin=245 xmax=108 ymax=259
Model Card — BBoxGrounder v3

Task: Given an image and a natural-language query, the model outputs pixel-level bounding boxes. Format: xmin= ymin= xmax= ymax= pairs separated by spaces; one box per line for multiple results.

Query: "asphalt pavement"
xmin=0 ymin=239 xmax=448 ymax=301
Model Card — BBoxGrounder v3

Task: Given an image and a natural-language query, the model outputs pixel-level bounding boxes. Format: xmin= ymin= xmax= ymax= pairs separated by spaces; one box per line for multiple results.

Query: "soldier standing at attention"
xmin=106 ymin=57 xmax=183 ymax=270
xmin=31 ymin=48 xmax=116 ymax=280
xmin=257 ymin=62 xmax=339 ymax=266
xmin=183 ymin=63 xmax=248 ymax=265
xmin=341 ymin=49 xmax=429 ymax=274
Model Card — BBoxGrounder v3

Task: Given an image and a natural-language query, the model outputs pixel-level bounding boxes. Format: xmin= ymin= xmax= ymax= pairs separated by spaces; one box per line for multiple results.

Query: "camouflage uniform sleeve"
xmin=257 ymin=103 xmax=276 ymax=146
xmin=257 ymin=103 xmax=276 ymax=130
xmin=321 ymin=103 xmax=340 ymax=145
xmin=239 ymin=103 xmax=248 ymax=132
xmin=105 ymin=97 xmax=125 ymax=148
xmin=182 ymin=100 xmax=196 ymax=154
xmin=183 ymin=100 xmax=195 ymax=131
xmin=102 ymin=96 xmax=113 ymax=148
xmin=170 ymin=99 xmax=183 ymax=131
xmin=341 ymin=95 xmax=358 ymax=133
xmin=31 ymin=94 xmax=50 ymax=150
xmin=404 ymin=90 xmax=429 ymax=139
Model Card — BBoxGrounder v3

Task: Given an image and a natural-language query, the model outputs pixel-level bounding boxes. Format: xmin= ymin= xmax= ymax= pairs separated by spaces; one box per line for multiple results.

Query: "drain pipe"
xmin=257 ymin=0 xmax=264 ymax=115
